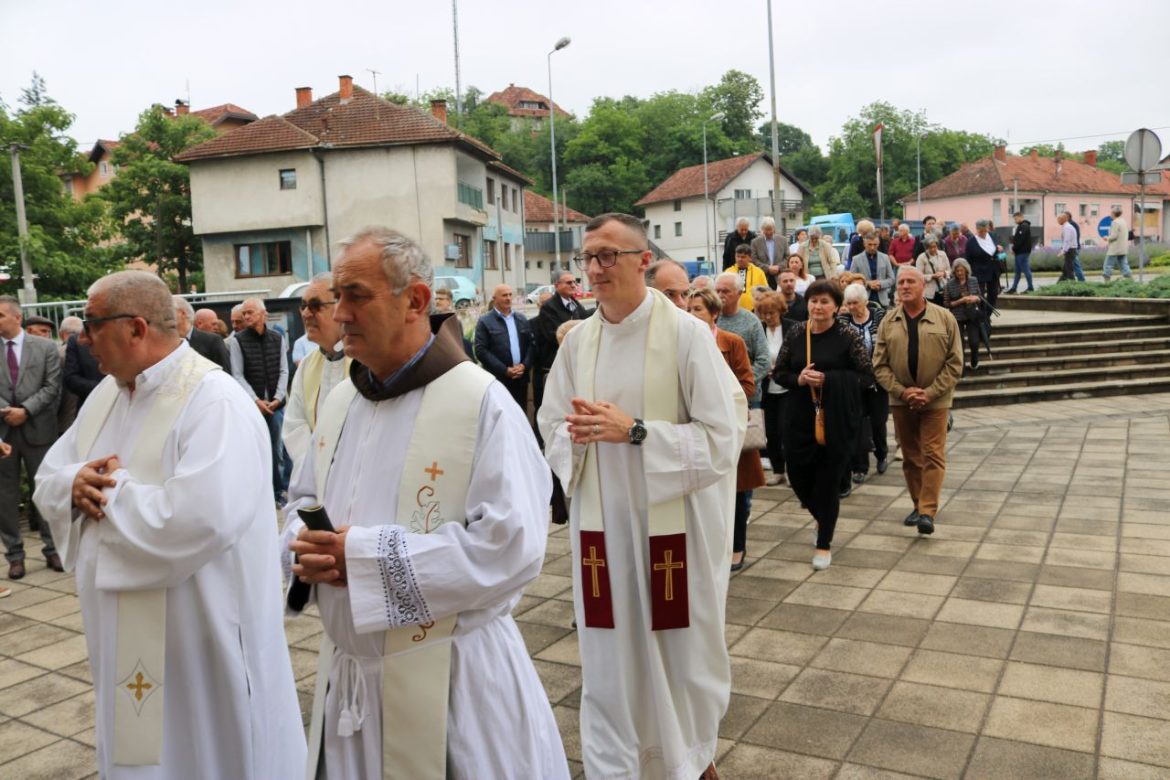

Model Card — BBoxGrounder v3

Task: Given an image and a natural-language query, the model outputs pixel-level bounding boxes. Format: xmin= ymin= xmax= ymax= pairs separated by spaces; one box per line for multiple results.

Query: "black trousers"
xmin=957 ymin=318 xmax=981 ymax=367
xmin=851 ymin=387 xmax=889 ymax=473
xmin=788 ymin=447 xmax=851 ymax=550
xmin=762 ymin=391 xmax=786 ymax=474
xmin=733 ymin=491 xmax=750 ymax=554
xmin=1060 ymin=249 xmax=1078 ymax=281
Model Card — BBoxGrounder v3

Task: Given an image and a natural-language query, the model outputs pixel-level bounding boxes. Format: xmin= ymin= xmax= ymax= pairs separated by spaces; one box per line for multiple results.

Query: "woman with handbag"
xmin=945 ymin=259 xmax=984 ymax=370
xmin=774 ymin=280 xmax=872 ymax=570
xmin=916 ymin=235 xmax=951 ymax=305
xmin=687 ymin=288 xmax=765 ymax=572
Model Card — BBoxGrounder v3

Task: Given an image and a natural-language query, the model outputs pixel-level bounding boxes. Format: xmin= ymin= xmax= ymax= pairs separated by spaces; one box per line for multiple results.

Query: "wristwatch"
xmin=627 ymin=419 xmax=647 ymax=446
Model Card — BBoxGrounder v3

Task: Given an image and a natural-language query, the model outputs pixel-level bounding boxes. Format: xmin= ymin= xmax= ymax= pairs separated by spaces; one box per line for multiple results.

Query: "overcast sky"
xmin=3 ymin=0 xmax=1169 ymax=160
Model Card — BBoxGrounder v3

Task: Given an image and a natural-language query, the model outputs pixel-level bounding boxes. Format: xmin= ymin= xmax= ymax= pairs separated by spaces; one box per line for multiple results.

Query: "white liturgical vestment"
xmin=283 ymin=370 xmax=568 ymax=779
xmin=538 ymin=290 xmax=745 ymax=779
xmin=33 ymin=341 xmax=306 ymax=779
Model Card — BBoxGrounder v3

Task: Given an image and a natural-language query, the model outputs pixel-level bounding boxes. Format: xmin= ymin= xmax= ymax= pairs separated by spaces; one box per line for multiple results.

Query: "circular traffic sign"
xmin=1097 ymin=215 xmax=1113 ymax=239
xmin=1124 ymin=128 xmax=1162 ymax=171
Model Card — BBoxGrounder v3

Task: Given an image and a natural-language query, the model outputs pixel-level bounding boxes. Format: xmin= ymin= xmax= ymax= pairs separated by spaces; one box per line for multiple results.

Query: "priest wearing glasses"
xmin=539 ymin=213 xmax=745 ymax=780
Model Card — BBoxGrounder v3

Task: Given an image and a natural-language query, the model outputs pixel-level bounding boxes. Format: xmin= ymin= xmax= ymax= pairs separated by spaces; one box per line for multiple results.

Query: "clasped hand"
xmin=1 ymin=406 xmax=28 ymax=426
xmin=798 ymin=364 xmax=825 ymax=389
xmin=72 ymin=455 xmax=122 ymax=520
xmin=289 ymin=526 xmax=350 ymax=587
xmin=901 ymin=387 xmax=930 ymax=410
xmin=565 ymin=398 xmax=634 ymax=445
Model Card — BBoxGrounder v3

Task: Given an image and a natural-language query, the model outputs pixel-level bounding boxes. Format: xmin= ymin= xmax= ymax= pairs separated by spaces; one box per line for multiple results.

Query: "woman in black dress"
xmin=774 ymin=280 xmax=873 ymax=570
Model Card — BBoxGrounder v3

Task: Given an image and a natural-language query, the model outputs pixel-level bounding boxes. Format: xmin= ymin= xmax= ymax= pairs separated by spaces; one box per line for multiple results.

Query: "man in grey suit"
xmin=749 ymin=217 xmax=783 ymax=289
xmin=173 ymin=296 xmax=230 ymax=371
xmin=0 ymin=296 xmax=63 ymax=578
xmin=851 ymin=233 xmax=898 ymax=307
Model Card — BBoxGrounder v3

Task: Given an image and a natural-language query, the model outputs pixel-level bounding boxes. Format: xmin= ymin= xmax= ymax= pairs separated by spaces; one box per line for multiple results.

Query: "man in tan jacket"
xmin=872 ymin=267 xmax=963 ymax=535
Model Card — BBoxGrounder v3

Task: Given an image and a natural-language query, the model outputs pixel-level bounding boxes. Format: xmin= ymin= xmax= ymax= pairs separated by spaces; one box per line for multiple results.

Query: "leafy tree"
xmin=756 ymin=121 xmax=815 ymax=156
xmin=0 ymin=74 xmax=115 ymax=300
xmin=702 ymin=70 xmax=763 ymax=147
xmin=102 ymin=105 xmax=216 ymax=292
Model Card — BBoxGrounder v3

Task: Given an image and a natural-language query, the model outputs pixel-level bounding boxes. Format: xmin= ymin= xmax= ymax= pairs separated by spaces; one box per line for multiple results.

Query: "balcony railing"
xmin=457 ymin=182 xmax=484 ymax=210
xmin=523 ymin=230 xmax=576 ymax=253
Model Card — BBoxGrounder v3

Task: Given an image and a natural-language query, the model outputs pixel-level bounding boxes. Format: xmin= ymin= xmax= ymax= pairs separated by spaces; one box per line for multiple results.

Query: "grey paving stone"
xmin=743 ymin=701 xmax=867 ymax=759
xmin=1009 ymin=631 xmax=1108 ymax=672
xmin=965 ymin=736 xmax=1095 ymax=780
xmin=847 ymin=718 xmax=975 ymax=780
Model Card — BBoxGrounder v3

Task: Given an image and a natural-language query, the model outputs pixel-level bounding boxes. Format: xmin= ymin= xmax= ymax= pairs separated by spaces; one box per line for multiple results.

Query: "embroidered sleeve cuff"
xmin=346 ymin=524 xmax=434 ymax=635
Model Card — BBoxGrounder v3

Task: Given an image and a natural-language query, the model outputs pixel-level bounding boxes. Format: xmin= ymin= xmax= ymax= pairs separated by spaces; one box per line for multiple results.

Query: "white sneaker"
xmin=812 ymin=552 xmax=831 ymax=570
xmin=766 ymin=473 xmax=783 ymax=486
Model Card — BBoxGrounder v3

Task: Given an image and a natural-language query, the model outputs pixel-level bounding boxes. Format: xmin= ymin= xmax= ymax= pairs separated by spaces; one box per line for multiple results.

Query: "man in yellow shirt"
xmin=724 ymin=244 xmax=768 ymax=311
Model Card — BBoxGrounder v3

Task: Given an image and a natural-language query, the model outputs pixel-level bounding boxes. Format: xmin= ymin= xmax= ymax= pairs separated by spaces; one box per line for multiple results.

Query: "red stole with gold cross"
xmin=574 ymin=289 xmax=689 ymax=631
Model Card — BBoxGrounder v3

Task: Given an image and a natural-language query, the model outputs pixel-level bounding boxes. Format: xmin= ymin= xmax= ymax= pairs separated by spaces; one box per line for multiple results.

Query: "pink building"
xmin=903 ymin=147 xmax=1170 ymax=246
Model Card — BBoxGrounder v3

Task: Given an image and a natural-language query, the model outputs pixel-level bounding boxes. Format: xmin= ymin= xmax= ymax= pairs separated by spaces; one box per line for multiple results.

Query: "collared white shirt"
xmin=560 ymin=296 xmax=577 ymax=312
xmin=4 ymin=328 xmax=25 ymax=366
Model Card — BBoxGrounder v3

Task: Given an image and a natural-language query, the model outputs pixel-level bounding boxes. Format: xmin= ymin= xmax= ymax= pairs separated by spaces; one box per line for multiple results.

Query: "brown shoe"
xmin=46 ymin=553 xmax=65 ymax=573
xmin=9 ymin=560 xmax=25 ymax=580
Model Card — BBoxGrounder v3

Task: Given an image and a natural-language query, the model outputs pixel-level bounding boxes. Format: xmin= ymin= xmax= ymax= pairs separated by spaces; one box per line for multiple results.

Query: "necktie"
xmin=6 ymin=341 xmax=17 ymax=390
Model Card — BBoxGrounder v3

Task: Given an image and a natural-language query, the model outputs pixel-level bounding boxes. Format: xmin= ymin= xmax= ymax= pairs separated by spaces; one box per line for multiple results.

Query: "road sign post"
xmin=1123 ymin=128 xmax=1163 ymax=283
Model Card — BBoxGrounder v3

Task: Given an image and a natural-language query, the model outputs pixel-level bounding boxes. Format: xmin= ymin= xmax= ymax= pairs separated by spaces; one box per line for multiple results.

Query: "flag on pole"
xmin=873 ymin=123 xmax=885 ymax=219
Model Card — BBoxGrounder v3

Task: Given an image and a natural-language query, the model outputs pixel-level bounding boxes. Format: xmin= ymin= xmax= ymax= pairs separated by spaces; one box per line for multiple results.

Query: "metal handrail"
xmin=19 ymin=288 xmax=273 ymax=327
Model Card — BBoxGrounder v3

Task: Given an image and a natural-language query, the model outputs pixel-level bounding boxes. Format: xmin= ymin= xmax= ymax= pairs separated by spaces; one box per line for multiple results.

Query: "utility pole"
xmin=366 ymin=68 xmax=381 ymax=96
xmin=452 ymin=0 xmax=463 ymax=120
xmin=766 ymin=0 xmax=782 ymax=234
xmin=548 ymin=36 xmax=571 ymax=272
xmin=8 ymin=144 xmax=37 ymax=304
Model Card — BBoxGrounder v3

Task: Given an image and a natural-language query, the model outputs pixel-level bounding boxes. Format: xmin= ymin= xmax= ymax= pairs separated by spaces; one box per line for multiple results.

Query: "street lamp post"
xmin=702 ymin=112 xmax=725 ymax=264
xmin=548 ymin=36 xmax=571 ymax=273
xmin=8 ymin=143 xmax=36 ymax=305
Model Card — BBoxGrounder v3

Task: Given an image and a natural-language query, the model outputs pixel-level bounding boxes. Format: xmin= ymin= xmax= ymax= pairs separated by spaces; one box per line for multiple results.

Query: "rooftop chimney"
xmin=295 ymin=86 xmax=312 ymax=109
xmin=993 ymin=145 xmax=1006 ymax=162
xmin=174 ymin=99 xmax=189 ymax=116
xmin=1054 ymin=150 xmax=1063 ymax=177
xmin=431 ymin=99 xmax=448 ymax=125
xmin=339 ymin=74 xmax=353 ymax=103
xmin=1083 ymin=150 xmax=1097 ymax=167
xmin=1030 ymin=149 xmax=1039 ymax=161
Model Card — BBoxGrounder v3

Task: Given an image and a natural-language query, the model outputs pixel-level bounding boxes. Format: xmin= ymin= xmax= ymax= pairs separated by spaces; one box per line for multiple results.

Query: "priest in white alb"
xmin=538 ymin=213 xmax=746 ymax=779
xmin=282 ymin=271 xmax=350 ymax=477
xmin=284 ymin=228 xmax=568 ymax=779
xmin=32 ymin=270 xmax=305 ymax=779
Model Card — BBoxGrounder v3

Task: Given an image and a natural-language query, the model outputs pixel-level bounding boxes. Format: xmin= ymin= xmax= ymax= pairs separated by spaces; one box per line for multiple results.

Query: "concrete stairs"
xmin=954 ymin=313 xmax=1170 ymax=407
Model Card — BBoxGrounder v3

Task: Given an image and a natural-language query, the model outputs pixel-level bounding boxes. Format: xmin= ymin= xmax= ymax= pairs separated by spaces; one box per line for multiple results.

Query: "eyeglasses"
xmin=299 ymin=299 xmax=337 ymax=314
xmin=81 ymin=313 xmax=140 ymax=335
xmin=573 ymin=249 xmax=643 ymax=270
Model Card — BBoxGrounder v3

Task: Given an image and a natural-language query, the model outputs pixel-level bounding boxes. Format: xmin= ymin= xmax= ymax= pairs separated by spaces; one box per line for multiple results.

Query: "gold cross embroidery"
xmin=126 ymin=671 xmax=152 ymax=702
xmin=424 ymin=461 xmax=444 ymax=481
xmin=653 ymin=550 xmax=684 ymax=601
xmin=583 ymin=545 xmax=606 ymax=599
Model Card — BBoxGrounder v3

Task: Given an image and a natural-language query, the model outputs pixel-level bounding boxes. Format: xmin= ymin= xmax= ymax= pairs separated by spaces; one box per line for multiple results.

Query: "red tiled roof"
xmin=176 ymin=86 xmax=502 ymax=163
xmin=88 ymin=139 xmax=120 ymax=163
xmin=485 ymin=84 xmax=570 ymax=119
xmin=190 ymin=103 xmax=258 ymax=126
xmin=912 ymin=154 xmax=1170 ymax=200
xmin=636 ymin=153 xmax=813 ymax=206
xmin=488 ymin=159 xmax=534 ymax=186
xmin=523 ymin=189 xmax=590 ymax=223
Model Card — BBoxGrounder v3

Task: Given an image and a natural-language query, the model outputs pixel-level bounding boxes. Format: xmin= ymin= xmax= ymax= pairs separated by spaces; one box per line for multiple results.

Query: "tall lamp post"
xmin=702 ymin=111 xmax=725 ymax=264
xmin=548 ymin=36 xmax=571 ymax=274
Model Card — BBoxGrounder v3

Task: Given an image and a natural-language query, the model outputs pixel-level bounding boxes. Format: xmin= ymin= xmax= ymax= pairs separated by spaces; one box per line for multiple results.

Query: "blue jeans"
xmin=1073 ymin=253 xmax=1086 ymax=282
xmin=1103 ymin=254 xmax=1132 ymax=280
xmin=1009 ymin=252 xmax=1033 ymax=291
xmin=265 ymin=406 xmax=290 ymax=502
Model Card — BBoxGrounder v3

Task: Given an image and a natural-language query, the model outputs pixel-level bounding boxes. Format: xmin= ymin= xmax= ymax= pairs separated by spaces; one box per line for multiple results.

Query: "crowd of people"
xmin=0 ymin=208 xmax=981 ymax=779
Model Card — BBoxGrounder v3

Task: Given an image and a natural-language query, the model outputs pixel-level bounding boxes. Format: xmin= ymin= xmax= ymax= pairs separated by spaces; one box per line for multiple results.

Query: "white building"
xmin=635 ymin=153 xmax=810 ymax=263
xmin=176 ymin=75 xmax=530 ymax=296
xmin=521 ymin=190 xmax=591 ymax=287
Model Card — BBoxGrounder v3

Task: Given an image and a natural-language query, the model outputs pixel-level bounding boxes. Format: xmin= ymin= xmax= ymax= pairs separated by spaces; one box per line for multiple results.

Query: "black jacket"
xmin=964 ymin=235 xmax=999 ymax=284
xmin=1011 ymin=220 xmax=1034 ymax=255
xmin=722 ymin=230 xmax=756 ymax=267
xmin=474 ymin=309 xmax=535 ymax=383
xmin=63 ymin=334 xmax=104 ymax=402
xmin=188 ymin=327 xmax=231 ymax=371
xmin=532 ymin=296 xmax=590 ymax=373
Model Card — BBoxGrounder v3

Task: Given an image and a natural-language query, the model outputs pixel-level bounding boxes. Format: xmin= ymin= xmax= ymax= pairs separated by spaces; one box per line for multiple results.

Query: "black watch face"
xmin=630 ymin=421 xmax=647 ymax=444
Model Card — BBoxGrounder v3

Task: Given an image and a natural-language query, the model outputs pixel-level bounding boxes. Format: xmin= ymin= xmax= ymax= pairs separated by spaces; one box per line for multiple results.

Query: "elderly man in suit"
xmin=852 ymin=232 xmax=898 ymax=307
xmin=474 ymin=284 xmax=534 ymax=411
xmin=0 ymin=296 xmax=63 ymax=578
xmin=173 ymin=296 xmax=230 ymax=370
xmin=750 ymin=217 xmax=783 ymax=289
xmin=532 ymin=272 xmax=589 ymax=413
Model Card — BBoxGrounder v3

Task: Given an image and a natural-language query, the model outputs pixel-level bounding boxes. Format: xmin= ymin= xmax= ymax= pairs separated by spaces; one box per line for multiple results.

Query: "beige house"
xmin=522 ymin=190 xmax=590 ymax=285
xmin=635 ymin=153 xmax=809 ymax=264
xmin=176 ymin=75 xmax=530 ymax=295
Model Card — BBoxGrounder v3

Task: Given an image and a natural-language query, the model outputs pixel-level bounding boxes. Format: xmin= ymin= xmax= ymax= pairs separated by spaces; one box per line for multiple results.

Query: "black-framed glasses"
xmin=299 ymin=299 xmax=337 ymax=313
xmin=573 ymin=249 xmax=643 ymax=270
xmin=81 ymin=313 xmax=140 ymax=335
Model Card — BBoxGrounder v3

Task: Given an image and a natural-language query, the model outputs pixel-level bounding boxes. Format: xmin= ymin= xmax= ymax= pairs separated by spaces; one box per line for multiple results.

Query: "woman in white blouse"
xmin=915 ymin=234 xmax=951 ymax=303
xmin=755 ymin=292 xmax=789 ymax=486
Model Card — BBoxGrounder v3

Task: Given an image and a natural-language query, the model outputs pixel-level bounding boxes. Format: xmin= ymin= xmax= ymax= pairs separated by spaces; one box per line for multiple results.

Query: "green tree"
xmin=0 ymin=74 xmax=115 ymax=300
xmin=702 ymin=70 xmax=763 ymax=146
xmin=102 ymin=105 xmax=216 ymax=292
xmin=562 ymin=99 xmax=648 ymax=215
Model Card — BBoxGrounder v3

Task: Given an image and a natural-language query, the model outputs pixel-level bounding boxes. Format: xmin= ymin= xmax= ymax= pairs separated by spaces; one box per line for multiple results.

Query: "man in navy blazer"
xmin=0 ymin=296 xmax=62 ymax=578
xmin=474 ymin=284 xmax=534 ymax=411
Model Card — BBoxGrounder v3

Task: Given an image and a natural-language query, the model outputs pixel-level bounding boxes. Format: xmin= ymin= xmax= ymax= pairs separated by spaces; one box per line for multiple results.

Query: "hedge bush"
xmin=1027 ymin=275 xmax=1170 ymax=299
xmin=1024 ymin=244 xmax=1169 ymax=272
